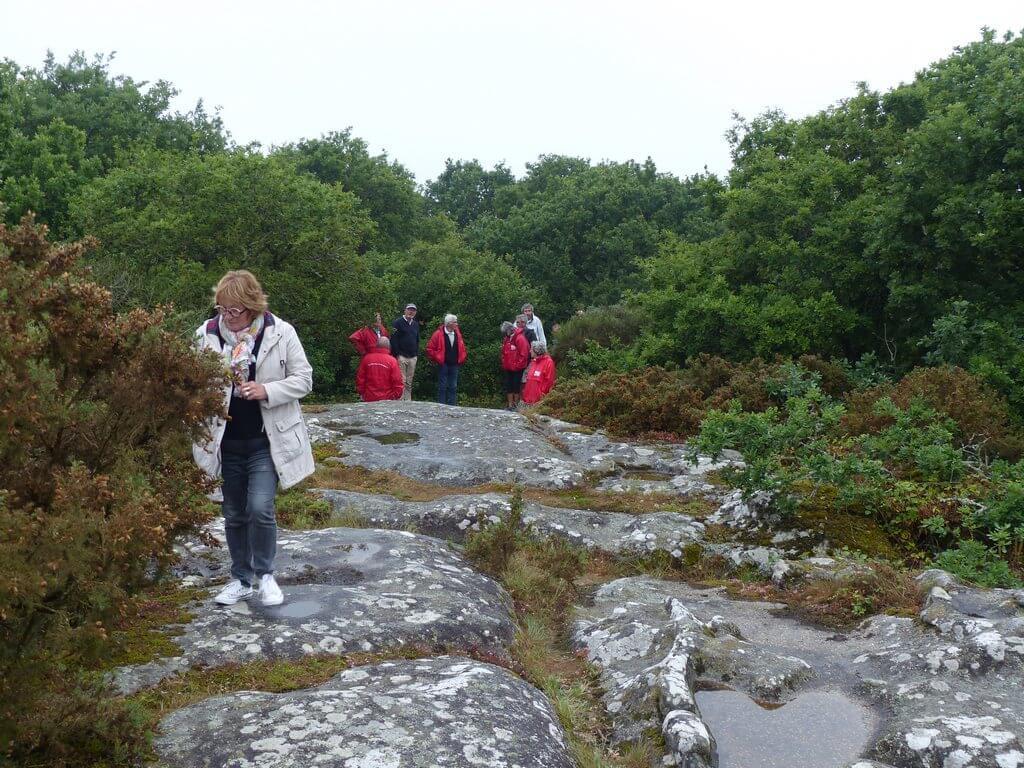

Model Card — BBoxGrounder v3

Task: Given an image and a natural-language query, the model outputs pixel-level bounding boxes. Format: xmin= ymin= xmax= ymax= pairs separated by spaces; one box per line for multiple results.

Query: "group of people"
xmin=349 ymin=302 xmax=555 ymax=409
xmin=191 ymin=271 xmax=560 ymax=611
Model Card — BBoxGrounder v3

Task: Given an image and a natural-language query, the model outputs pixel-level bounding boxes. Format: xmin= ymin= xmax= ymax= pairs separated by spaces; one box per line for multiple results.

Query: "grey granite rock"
xmin=320 ymin=489 xmax=705 ymax=557
xmin=575 ymin=573 xmax=1024 ymax=768
xmin=572 ymin=577 xmax=818 ymax=765
xmin=308 ymin=401 xmax=588 ymax=489
xmin=308 ymin=402 xmax=744 ymax=497
xmin=854 ymin=572 xmax=1024 ymax=768
xmin=155 ymin=656 xmax=575 ymax=768
xmin=114 ymin=524 xmax=514 ymax=694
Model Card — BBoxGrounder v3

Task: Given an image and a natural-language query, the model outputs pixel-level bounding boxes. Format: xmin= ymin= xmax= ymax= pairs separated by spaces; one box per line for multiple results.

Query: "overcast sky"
xmin=4 ymin=1 xmax=1023 ymax=184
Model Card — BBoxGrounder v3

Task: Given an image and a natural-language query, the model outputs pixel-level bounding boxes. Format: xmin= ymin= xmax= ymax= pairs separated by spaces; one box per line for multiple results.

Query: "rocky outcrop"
xmin=573 ymin=577 xmax=822 ymax=766
xmin=137 ymin=402 xmax=1024 ymax=768
xmin=155 ymin=657 xmax=575 ymax=768
xmin=320 ymin=489 xmax=705 ymax=558
xmin=308 ymin=402 xmax=588 ymax=488
xmin=113 ymin=524 xmax=514 ymax=694
xmin=574 ymin=573 xmax=1024 ymax=768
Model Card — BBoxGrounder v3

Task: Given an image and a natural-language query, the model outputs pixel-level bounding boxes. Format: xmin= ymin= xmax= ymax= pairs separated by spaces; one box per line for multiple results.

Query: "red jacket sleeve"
xmin=426 ymin=329 xmax=444 ymax=364
xmin=389 ymin=357 xmax=405 ymax=399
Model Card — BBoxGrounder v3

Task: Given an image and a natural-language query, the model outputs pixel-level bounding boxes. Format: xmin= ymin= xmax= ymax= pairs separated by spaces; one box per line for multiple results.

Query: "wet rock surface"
xmin=321 ymin=489 xmax=705 ymax=557
xmin=155 ymin=656 xmax=575 ymax=768
xmin=574 ymin=574 xmax=1024 ymax=768
xmin=113 ymin=525 xmax=514 ymax=695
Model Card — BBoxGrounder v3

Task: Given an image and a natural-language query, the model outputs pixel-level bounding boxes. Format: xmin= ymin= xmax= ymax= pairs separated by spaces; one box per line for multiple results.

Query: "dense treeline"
xmin=3 ymin=36 xmax=1023 ymax=406
xmin=556 ymin=30 xmax=1024 ymax=416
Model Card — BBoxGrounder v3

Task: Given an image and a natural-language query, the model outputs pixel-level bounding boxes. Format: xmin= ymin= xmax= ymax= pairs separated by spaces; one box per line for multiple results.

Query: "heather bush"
xmin=539 ymin=367 xmax=705 ymax=439
xmin=0 ymin=217 xmax=225 ymax=764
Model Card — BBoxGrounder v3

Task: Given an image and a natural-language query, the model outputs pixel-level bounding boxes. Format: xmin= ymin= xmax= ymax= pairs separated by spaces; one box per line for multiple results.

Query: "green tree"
xmin=425 ymin=158 xmax=515 ymax=227
xmin=70 ymin=149 xmax=391 ymax=395
xmin=466 ymin=156 xmax=725 ymax=317
xmin=274 ymin=130 xmax=429 ymax=253
xmin=0 ymin=52 xmax=226 ymax=237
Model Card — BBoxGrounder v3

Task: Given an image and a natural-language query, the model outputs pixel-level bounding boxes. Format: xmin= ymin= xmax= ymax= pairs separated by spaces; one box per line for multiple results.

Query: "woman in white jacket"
xmin=192 ymin=270 xmax=315 ymax=607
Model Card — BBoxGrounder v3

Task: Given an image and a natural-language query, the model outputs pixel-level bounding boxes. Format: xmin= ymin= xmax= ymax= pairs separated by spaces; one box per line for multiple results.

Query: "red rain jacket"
xmin=522 ymin=355 xmax=556 ymax=404
xmin=426 ymin=325 xmax=467 ymax=365
xmin=356 ymin=351 xmax=404 ymax=401
xmin=349 ymin=325 xmax=389 ymax=356
xmin=501 ymin=329 xmax=529 ymax=371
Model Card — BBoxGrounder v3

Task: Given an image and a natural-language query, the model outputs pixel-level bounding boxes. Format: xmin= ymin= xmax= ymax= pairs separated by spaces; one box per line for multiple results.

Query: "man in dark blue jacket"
xmin=391 ymin=303 xmax=421 ymax=400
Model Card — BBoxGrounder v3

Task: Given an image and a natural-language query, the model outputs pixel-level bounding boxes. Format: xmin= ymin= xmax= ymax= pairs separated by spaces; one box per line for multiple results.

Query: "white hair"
xmin=531 ymin=340 xmax=547 ymax=356
xmin=377 ymin=336 xmax=392 ymax=349
xmin=500 ymin=320 xmax=514 ymax=334
xmin=444 ymin=313 xmax=458 ymax=324
xmin=522 ymin=303 xmax=534 ymax=312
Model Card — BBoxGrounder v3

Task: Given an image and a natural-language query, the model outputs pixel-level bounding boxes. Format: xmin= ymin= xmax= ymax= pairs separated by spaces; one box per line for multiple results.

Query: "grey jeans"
xmin=221 ymin=437 xmax=278 ymax=585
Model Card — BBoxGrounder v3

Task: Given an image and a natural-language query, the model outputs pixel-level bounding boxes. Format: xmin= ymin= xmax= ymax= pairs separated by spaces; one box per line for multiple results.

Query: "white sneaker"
xmin=258 ymin=574 xmax=284 ymax=606
xmin=214 ymin=579 xmax=253 ymax=605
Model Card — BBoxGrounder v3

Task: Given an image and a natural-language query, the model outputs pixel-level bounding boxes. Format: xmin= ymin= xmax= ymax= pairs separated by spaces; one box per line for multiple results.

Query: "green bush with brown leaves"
xmin=0 ymin=218 xmax=225 ymax=765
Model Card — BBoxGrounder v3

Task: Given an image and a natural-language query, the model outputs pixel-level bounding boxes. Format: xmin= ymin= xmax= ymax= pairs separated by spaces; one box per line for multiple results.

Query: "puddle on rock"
xmin=272 ymin=600 xmax=324 ymax=619
xmin=695 ymin=689 xmax=877 ymax=768
xmin=323 ymin=422 xmax=368 ymax=438
xmin=329 ymin=541 xmax=382 ymax=564
xmin=372 ymin=431 xmax=420 ymax=445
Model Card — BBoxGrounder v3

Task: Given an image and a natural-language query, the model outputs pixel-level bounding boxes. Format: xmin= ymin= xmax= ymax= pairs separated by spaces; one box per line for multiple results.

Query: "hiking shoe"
xmin=258 ymin=574 xmax=284 ymax=606
xmin=214 ymin=579 xmax=253 ymax=605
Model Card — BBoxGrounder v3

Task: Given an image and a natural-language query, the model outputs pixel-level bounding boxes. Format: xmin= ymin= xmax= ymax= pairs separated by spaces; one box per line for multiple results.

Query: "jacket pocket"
xmin=273 ymin=410 xmax=305 ymax=460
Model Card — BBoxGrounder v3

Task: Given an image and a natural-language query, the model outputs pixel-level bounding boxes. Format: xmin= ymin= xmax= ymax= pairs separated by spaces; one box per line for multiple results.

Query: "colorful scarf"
xmin=218 ymin=312 xmax=265 ymax=393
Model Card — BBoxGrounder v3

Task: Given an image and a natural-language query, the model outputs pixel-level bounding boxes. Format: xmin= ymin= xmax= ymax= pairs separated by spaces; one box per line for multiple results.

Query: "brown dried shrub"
xmin=0 ymin=217 xmax=225 ymax=765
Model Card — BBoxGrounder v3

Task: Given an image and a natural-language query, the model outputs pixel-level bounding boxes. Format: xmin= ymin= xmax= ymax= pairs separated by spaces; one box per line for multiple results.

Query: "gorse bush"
xmin=540 ymin=367 xmax=705 ymax=439
xmin=0 ymin=218 xmax=225 ymax=764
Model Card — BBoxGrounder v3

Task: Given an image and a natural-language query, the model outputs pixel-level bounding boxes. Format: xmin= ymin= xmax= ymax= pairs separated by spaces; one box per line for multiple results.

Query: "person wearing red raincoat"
xmin=356 ymin=336 xmax=404 ymax=401
xmin=521 ymin=340 xmax=556 ymax=405
xmin=500 ymin=320 xmax=529 ymax=410
xmin=425 ymin=314 xmax=467 ymax=406
xmin=348 ymin=312 xmax=389 ymax=356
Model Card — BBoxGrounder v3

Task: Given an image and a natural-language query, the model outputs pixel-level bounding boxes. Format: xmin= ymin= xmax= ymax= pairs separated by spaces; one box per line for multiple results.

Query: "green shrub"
xmin=0 ymin=218 xmax=225 ymax=764
xmin=934 ymin=541 xmax=1023 ymax=588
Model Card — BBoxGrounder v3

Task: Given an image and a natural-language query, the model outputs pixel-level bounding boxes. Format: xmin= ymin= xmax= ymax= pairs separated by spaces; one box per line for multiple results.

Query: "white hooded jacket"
xmin=192 ymin=313 xmax=315 ymax=490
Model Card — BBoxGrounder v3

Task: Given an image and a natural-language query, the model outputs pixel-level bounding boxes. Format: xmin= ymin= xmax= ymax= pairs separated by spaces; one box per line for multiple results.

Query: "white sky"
xmin=4 ymin=1 xmax=1023 ymax=184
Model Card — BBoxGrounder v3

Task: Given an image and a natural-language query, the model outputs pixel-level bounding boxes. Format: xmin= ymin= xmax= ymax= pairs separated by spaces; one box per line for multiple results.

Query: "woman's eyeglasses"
xmin=214 ymin=305 xmax=247 ymax=318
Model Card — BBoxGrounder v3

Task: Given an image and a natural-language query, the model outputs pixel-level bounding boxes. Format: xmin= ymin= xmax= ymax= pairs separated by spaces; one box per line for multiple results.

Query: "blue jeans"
xmin=221 ymin=437 xmax=278 ymax=585
xmin=437 ymin=364 xmax=460 ymax=405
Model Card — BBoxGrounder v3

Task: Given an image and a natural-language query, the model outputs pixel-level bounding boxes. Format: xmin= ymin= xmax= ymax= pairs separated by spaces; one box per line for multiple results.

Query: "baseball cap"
xmin=405 ymin=303 xmax=417 ymax=310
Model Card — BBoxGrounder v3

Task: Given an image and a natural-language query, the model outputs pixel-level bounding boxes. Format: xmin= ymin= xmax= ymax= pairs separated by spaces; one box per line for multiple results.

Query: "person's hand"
xmin=239 ymin=382 xmax=267 ymax=401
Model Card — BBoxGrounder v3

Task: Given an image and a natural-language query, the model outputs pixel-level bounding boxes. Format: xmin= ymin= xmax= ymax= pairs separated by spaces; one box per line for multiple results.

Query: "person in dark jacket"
xmin=500 ymin=320 xmax=529 ymax=410
xmin=348 ymin=312 xmax=389 ymax=356
xmin=426 ymin=313 xmax=468 ymax=406
xmin=356 ymin=336 xmax=405 ymax=401
xmin=390 ymin=303 xmax=421 ymax=401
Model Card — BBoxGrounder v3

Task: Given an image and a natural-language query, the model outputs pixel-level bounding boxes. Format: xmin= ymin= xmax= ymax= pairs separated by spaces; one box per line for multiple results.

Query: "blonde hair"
xmin=213 ymin=270 xmax=268 ymax=313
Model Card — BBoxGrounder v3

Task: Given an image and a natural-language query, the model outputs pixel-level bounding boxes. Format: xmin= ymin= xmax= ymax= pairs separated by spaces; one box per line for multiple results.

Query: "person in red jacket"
xmin=348 ymin=312 xmax=389 ymax=356
xmin=426 ymin=314 xmax=467 ymax=406
xmin=500 ymin=320 xmax=529 ymax=410
xmin=522 ymin=341 xmax=556 ymax=405
xmin=356 ymin=336 xmax=404 ymax=401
